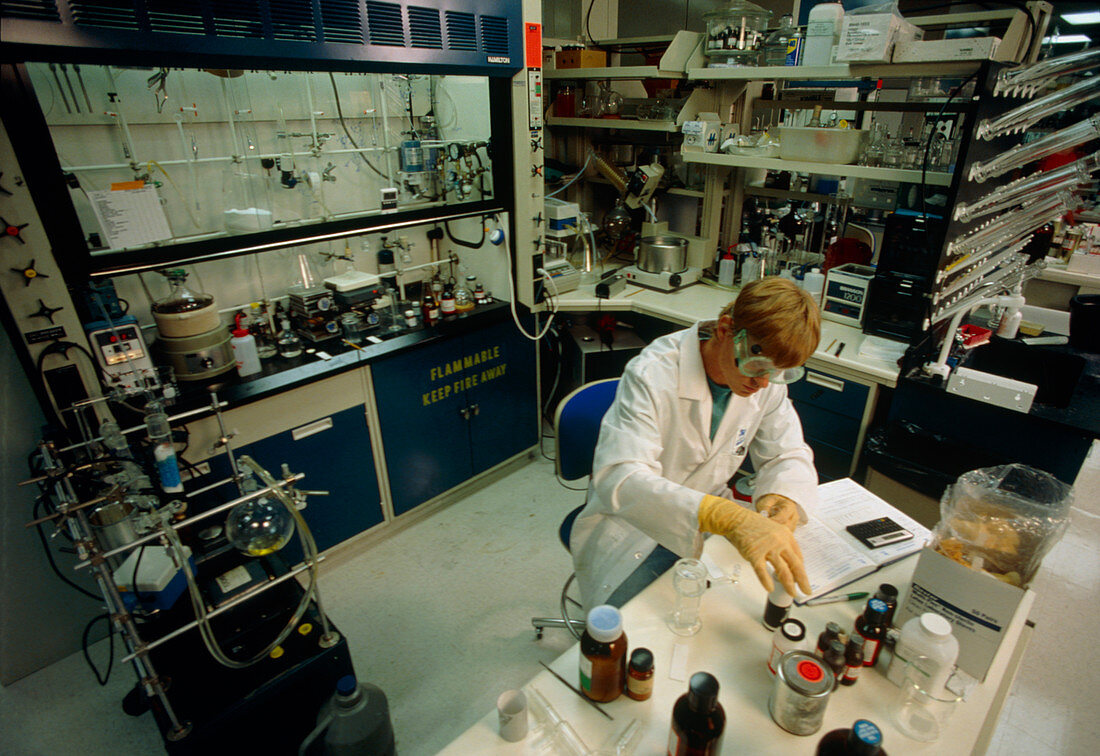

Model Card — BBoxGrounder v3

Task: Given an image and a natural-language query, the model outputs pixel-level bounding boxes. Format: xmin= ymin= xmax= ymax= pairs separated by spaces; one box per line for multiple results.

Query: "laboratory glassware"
xmin=702 ymin=0 xmax=772 ymax=65
xmin=969 ymin=117 xmax=1100 ymax=183
xmin=954 ymin=154 xmax=1099 ymax=223
xmin=668 ymin=558 xmax=709 ymax=636
xmin=995 ymin=47 xmax=1100 ymax=97
xmin=978 ymin=75 xmax=1100 ymax=140
xmin=225 ymin=477 xmax=296 ymax=556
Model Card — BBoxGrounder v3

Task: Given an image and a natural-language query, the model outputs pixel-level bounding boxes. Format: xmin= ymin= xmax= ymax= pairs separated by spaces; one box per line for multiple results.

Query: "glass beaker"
xmin=891 ymin=660 xmax=964 ymax=742
xmin=340 ymin=312 xmax=364 ymax=344
xmin=222 ymin=163 xmax=274 ymax=234
xmin=668 ymin=558 xmax=709 ymax=636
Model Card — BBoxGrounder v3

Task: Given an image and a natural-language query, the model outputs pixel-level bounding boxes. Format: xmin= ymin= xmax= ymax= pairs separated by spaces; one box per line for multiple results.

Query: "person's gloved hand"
xmin=698 ymin=495 xmax=811 ymax=596
xmin=755 ymin=493 xmax=801 ymax=532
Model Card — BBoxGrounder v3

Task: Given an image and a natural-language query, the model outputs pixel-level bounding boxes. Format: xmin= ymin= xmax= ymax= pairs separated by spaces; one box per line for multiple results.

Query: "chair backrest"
xmin=554 ymin=378 xmax=620 ymax=482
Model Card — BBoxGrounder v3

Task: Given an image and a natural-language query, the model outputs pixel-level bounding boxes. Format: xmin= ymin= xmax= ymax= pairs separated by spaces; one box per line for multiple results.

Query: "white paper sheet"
xmin=88 ymin=186 xmax=173 ymax=249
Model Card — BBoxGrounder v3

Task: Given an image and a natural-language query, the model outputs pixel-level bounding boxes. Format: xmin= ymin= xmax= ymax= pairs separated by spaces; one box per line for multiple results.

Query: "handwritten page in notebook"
xmin=795 ymin=478 xmax=932 ymax=602
xmin=88 ymin=186 xmax=173 ymax=249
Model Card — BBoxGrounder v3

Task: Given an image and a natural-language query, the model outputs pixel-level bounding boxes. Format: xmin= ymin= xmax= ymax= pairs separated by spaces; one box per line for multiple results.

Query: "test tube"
xmin=526 ymin=686 xmax=590 ymax=756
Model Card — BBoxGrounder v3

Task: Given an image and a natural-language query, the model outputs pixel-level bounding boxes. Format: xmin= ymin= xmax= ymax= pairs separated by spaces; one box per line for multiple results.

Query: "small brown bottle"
xmin=669 ymin=672 xmax=725 ymax=756
xmin=840 ymin=638 xmax=865 ymax=686
xmin=854 ymin=598 xmax=889 ymax=667
xmin=823 ymin=639 xmax=847 ymax=691
xmin=580 ymin=605 xmax=627 ymax=703
xmin=626 ymin=647 xmax=654 ymax=701
xmin=420 ymin=291 xmax=439 ymax=326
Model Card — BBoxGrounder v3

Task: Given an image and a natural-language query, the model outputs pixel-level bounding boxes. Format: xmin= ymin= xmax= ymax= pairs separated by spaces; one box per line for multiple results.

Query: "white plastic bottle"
xmin=803 ymin=2 xmax=845 ymax=67
xmin=886 ymin=612 xmax=959 ymax=693
xmin=802 ymin=267 xmax=825 ymax=306
xmin=997 ymin=307 xmax=1023 ymax=339
xmin=718 ymin=251 xmax=737 ymax=287
xmin=230 ymin=328 xmax=262 ymax=377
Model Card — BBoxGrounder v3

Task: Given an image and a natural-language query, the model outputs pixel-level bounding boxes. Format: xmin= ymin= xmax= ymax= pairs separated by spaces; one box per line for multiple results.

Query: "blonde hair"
xmin=719 ymin=277 xmax=821 ymax=367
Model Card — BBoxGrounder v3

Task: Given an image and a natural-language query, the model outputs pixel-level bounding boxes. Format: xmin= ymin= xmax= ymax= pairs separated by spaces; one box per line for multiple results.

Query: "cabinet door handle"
xmin=291 ymin=417 xmax=333 ymax=441
xmin=459 ymin=407 xmax=470 ymax=420
xmin=470 ymin=403 xmax=480 ymax=416
xmin=805 ymin=371 xmax=845 ymax=393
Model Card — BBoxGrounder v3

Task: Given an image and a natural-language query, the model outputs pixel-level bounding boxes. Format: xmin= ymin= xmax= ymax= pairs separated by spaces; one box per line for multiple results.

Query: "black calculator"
xmin=846 ymin=517 xmax=914 ymax=549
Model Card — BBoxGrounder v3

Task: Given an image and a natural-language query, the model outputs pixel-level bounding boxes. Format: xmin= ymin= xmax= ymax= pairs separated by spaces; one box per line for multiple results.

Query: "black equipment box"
xmin=863 ymin=213 xmax=944 ymax=342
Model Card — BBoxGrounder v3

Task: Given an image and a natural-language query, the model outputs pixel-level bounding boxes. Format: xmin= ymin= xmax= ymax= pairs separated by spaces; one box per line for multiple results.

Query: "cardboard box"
xmin=893 ymin=36 xmax=1000 ymax=63
xmin=555 ymin=49 xmax=606 ymax=69
xmin=681 ymin=119 xmax=722 ymax=153
xmin=836 ymin=12 xmax=923 ymax=63
xmin=895 ymin=547 xmax=1035 ymax=681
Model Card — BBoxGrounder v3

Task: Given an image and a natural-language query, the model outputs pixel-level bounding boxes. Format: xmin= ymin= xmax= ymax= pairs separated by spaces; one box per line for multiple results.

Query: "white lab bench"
xmin=553 ymin=280 xmax=903 ymax=479
xmin=439 ymin=536 xmax=1028 ymax=755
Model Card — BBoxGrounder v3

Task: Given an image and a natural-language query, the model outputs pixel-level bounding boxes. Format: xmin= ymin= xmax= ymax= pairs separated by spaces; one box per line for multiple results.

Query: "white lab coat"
xmin=570 ymin=323 xmax=819 ymax=608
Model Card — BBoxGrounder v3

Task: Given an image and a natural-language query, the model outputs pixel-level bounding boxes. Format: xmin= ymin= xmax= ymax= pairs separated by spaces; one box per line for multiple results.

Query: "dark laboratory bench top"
xmin=905 ymin=333 xmax=1100 ymax=439
xmin=170 ymin=301 xmax=515 ymax=414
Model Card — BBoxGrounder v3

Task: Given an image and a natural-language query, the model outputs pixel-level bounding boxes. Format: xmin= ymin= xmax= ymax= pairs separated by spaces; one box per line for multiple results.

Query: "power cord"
xmin=31 ymin=495 xmax=102 ymax=601
xmin=82 ymin=612 xmax=115 ymax=686
xmin=501 ymin=220 xmax=558 ymax=341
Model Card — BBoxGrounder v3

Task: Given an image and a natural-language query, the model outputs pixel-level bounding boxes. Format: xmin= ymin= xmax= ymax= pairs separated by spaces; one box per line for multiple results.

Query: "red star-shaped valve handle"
xmin=2 ymin=216 xmax=29 ymax=244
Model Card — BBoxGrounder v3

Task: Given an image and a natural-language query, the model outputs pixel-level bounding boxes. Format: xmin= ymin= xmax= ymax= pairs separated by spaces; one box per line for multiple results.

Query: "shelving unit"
xmin=544 ymin=116 xmax=679 ymax=132
xmin=681 ymin=152 xmax=954 ymax=186
xmin=545 ymin=65 xmax=685 ymax=80
xmin=544 ymin=30 xmax=703 ymax=81
xmin=687 ymin=61 xmax=984 ymax=81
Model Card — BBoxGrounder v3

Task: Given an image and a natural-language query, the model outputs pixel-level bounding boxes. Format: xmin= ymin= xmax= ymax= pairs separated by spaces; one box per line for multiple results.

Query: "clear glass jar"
xmin=703 ymin=1 xmax=772 ymax=66
xmin=763 ymin=14 xmax=795 ymax=67
xmin=340 ymin=311 xmax=364 ymax=344
xmin=455 ymin=276 xmax=475 ymax=312
xmin=276 ymin=318 xmax=303 ymax=358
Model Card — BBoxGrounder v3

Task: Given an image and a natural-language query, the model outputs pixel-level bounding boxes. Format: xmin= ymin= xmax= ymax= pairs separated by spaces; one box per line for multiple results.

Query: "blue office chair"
xmin=531 ymin=378 xmax=620 ymax=640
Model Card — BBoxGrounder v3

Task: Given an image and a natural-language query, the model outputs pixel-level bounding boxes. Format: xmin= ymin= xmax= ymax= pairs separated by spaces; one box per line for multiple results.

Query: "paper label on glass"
xmin=579 ymin=656 xmax=593 ymax=691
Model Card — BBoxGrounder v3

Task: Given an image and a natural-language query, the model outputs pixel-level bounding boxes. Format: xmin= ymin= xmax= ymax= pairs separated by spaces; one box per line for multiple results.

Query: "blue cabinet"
xmin=788 ymin=369 xmax=872 ymax=481
xmin=205 ymin=405 xmax=384 ymax=557
xmin=372 ymin=320 xmax=538 ymax=517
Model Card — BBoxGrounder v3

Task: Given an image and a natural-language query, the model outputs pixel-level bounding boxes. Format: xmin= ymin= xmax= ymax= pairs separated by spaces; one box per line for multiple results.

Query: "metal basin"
xmin=637 ymin=236 xmax=687 ymax=274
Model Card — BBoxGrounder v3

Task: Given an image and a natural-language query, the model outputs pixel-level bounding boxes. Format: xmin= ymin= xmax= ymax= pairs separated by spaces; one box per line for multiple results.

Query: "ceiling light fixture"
xmin=1061 ymin=11 xmax=1100 ymax=26
xmin=1042 ymin=34 xmax=1092 ymax=44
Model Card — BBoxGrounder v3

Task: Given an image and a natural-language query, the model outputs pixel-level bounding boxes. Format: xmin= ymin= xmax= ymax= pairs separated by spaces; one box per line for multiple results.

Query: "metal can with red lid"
xmin=769 ymin=650 xmax=835 ymax=735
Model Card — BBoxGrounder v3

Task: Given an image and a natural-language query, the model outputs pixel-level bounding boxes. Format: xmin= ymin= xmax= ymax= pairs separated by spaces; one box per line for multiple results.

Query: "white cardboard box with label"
xmin=895 ymin=547 xmax=1035 ymax=682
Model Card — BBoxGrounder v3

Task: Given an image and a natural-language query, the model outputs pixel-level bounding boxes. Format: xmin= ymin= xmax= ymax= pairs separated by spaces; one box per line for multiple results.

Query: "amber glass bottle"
xmin=626 ymin=647 xmax=655 ymax=701
xmin=669 ymin=672 xmax=725 ymax=756
xmin=579 ymin=605 xmax=628 ymax=703
xmin=816 ymin=719 xmax=886 ymax=755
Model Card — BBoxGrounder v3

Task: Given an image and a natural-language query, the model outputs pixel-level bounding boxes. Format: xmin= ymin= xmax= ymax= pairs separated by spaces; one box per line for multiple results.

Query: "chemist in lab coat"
xmin=571 ymin=277 xmax=821 ymax=609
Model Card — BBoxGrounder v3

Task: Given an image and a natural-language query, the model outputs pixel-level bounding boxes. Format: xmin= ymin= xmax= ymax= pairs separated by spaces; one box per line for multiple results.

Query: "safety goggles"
xmin=733 ymin=329 xmax=805 ymax=384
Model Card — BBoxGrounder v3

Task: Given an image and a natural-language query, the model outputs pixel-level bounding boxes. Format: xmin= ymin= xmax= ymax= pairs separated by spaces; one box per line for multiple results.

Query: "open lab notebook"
xmin=795 ymin=478 xmax=931 ymax=604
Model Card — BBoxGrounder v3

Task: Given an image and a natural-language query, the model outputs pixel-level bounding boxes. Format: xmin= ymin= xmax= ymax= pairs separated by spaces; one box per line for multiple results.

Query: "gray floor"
xmin=1 ymin=443 xmax=1097 ymax=755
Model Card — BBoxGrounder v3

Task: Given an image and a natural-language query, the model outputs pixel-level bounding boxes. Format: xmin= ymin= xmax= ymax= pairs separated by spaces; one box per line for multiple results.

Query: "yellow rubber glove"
xmin=699 ymin=495 xmax=811 ymax=596
xmin=755 ymin=493 xmax=800 ymax=532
